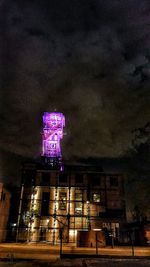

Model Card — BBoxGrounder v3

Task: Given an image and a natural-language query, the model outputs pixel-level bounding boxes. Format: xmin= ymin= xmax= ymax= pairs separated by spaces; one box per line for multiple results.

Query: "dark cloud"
xmin=0 ymin=0 xmax=150 ymax=185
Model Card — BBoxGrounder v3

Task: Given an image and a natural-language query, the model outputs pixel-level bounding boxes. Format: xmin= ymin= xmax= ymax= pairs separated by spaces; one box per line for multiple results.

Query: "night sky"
xmin=0 ymin=1 xmax=150 ymax=216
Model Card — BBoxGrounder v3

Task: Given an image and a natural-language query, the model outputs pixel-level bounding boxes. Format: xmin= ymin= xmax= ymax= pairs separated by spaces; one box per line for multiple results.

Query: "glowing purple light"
xmin=42 ymin=112 xmax=65 ymax=159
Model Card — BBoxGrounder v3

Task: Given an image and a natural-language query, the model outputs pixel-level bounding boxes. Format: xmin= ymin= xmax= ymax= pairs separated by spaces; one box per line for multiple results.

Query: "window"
xmin=92 ymin=177 xmax=100 ymax=186
xmin=42 ymin=172 xmax=50 ymax=185
xmin=75 ymin=174 xmax=83 ymax=184
xmin=59 ymin=192 xmax=67 ymax=210
xmin=41 ymin=192 xmax=49 ymax=216
xmin=92 ymin=193 xmax=100 ymax=203
xmin=75 ymin=193 xmax=82 ymax=201
xmin=75 ymin=192 xmax=83 ymax=215
xmin=88 ymin=174 xmax=100 ymax=186
xmin=75 ymin=202 xmax=83 ymax=215
xmin=23 ymin=170 xmax=36 ymax=186
xmin=59 ymin=173 xmax=67 ymax=184
xmin=110 ymin=176 xmax=118 ymax=187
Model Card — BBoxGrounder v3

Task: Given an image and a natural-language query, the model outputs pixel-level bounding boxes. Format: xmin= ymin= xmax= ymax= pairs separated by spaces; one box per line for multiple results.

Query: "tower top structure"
xmin=42 ymin=112 xmax=65 ymax=169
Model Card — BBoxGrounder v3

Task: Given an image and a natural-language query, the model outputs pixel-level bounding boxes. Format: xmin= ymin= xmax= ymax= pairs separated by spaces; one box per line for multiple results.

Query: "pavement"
xmin=0 ymin=243 xmax=149 ymax=261
xmin=0 ymin=258 xmax=150 ymax=267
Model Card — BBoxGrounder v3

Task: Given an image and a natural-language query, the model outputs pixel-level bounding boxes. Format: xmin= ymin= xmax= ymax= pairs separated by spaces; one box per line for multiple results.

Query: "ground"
xmin=0 ymin=258 xmax=150 ymax=267
xmin=0 ymin=243 xmax=150 ymax=266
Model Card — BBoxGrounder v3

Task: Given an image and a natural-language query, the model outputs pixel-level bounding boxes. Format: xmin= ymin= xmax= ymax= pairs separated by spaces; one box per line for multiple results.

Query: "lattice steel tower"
xmin=42 ymin=112 xmax=65 ymax=169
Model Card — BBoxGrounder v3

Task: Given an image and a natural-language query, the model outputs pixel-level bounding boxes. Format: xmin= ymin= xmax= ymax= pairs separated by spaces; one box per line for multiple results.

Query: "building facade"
xmin=16 ymin=162 xmax=126 ymax=246
xmin=0 ymin=183 xmax=11 ymax=242
xmin=16 ymin=112 xmax=126 ymax=245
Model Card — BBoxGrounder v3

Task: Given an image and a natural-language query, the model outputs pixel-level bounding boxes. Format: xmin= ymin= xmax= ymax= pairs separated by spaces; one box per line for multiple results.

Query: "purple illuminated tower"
xmin=42 ymin=112 xmax=65 ymax=169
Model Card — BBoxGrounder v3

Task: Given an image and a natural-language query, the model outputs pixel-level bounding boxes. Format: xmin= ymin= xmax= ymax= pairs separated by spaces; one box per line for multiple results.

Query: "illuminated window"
xmin=75 ymin=202 xmax=83 ymax=215
xmin=75 ymin=193 xmax=82 ymax=201
xmin=59 ymin=192 xmax=67 ymax=210
xmin=75 ymin=192 xmax=83 ymax=214
xmin=93 ymin=193 xmax=100 ymax=203
xmin=75 ymin=217 xmax=83 ymax=229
